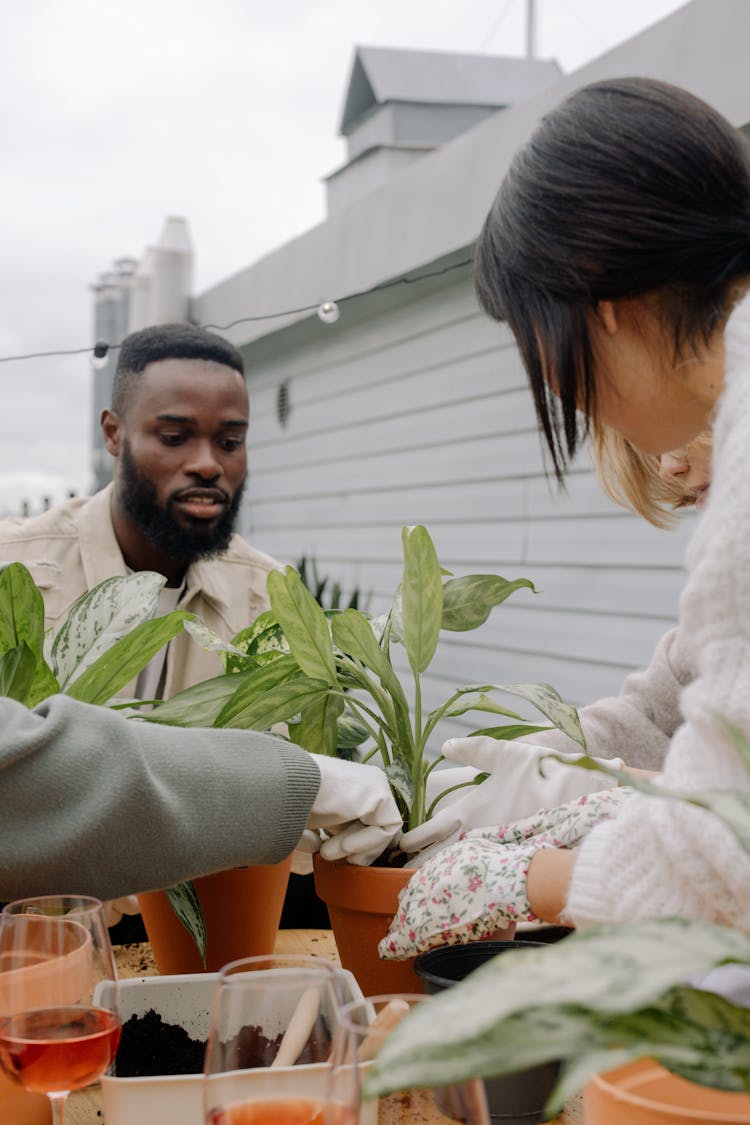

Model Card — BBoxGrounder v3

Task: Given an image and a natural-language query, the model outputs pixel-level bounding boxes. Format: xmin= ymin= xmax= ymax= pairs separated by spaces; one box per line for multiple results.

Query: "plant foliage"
xmin=147 ymin=525 xmax=586 ymax=833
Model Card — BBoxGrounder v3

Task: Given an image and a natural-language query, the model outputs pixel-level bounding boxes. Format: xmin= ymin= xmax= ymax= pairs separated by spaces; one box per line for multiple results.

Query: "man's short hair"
xmin=112 ymin=323 xmax=245 ymax=414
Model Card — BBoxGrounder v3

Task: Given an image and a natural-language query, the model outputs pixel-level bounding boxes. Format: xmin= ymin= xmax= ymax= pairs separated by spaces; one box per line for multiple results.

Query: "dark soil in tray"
xmin=115 ymin=1008 xmax=330 ymax=1078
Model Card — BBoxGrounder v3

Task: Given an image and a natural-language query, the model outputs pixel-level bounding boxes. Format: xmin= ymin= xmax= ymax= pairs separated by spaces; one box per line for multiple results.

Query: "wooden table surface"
xmin=67 ymin=931 xmax=583 ymax=1125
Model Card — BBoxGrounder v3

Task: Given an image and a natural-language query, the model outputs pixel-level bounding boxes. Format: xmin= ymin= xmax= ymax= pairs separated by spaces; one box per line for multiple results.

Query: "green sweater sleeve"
xmin=0 ymin=694 xmax=321 ymax=902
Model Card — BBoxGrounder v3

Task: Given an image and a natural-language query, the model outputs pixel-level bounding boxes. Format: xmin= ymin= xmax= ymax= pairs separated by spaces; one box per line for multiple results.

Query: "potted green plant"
xmin=363 ymin=726 xmax=750 ymax=1123
xmin=147 ymin=526 xmax=586 ymax=992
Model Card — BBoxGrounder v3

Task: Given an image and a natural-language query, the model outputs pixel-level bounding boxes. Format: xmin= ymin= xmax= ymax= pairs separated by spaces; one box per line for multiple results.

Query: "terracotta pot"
xmin=312 ymin=855 xmax=516 ymax=996
xmin=584 ymin=1058 xmax=750 ymax=1124
xmin=138 ymin=858 xmax=292 ymax=974
xmin=0 ymin=917 xmax=92 ymax=1125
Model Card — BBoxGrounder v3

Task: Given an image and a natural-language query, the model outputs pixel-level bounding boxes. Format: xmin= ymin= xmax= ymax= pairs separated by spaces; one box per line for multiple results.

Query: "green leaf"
xmin=143 ymin=670 xmax=263 ymax=727
xmin=365 ymin=918 xmax=750 ymax=1103
xmin=213 ymin=658 xmax=329 ymax=730
xmin=443 ymin=692 xmax=524 ymax=721
xmin=64 ymin=610 xmax=188 ymax=706
xmin=0 ymin=563 xmax=47 ymax=655
xmin=165 ymin=881 xmax=207 ymax=966
xmin=400 ymin=526 xmax=442 ymax=675
xmin=497 ymin=682 xmax=586 ymax=748
xmin=335 ymin=710 xmax=372 ymax=750
xmin=0 ymin=642 xmax=37 ymax=703
xmin=50 ymin=572 xmax=166 ymax=689
xmin=268 ymin=568 xmax=337 ymax=682
xmin=386 ymin=758 xmax=414 ymax=812
xmin=441 ymin=575 xmax=536 ymax=631
xmin=469 ymin=723 xmax=553 ymax=740
xmin=331 ymin=609 xmax=410 ymax=714
xmin=289 ymin=693 xmax=344 ymax=755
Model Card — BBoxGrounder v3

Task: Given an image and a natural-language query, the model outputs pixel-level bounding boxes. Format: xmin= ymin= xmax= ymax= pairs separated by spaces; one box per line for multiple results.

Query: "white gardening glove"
xmin=303 ymin=755 xmax=402 ymax=866
xmin=399 ymin=737 xmax=622 ymax=863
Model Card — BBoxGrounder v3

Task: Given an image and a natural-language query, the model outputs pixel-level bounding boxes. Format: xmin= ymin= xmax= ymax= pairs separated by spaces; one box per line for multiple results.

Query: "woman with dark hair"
xmin=382 ymin=77 xmax=750 ymax=956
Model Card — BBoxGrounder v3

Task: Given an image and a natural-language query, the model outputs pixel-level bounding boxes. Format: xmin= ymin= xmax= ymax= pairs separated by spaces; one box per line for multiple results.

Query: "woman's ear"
xmin=596 ymin=300 xmax=619 ymax=337
xmin=100 ymin=409 xmax=123 ymax=456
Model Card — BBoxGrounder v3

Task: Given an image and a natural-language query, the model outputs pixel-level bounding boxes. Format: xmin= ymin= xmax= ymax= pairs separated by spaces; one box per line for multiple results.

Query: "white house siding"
xmin=239 ymin=259 xmax=695 ymax=744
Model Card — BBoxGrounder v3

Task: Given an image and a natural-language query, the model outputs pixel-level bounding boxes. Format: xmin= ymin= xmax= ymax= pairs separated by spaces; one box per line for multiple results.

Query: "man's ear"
xmin=596 ymin=300 xmax=619 ymax=337
xmin=101 ymin=409 xmax=123 ymax=456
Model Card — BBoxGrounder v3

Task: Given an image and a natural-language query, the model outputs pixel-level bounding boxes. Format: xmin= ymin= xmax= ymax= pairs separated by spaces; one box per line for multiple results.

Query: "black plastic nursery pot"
xmin=415 ymin=934 xmax=572 ymax=1125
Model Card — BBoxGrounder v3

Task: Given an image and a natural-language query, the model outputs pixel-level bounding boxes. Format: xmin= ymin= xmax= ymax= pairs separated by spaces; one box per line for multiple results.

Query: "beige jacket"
xmin=0 ymin=484 xmax=279 ymax=698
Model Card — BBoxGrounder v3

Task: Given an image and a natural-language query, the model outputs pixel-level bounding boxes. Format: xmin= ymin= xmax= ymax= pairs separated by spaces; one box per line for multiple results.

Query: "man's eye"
xmin=159 ymin=433 xmax=185 ymax=446
xmin=219 ymin=438 xmax=244 ymax=451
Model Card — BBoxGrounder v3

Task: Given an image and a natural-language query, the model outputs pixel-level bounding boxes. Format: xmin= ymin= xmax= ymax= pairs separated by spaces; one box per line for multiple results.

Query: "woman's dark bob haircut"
xmin=475 ymin=77 xmax=750 ymax=479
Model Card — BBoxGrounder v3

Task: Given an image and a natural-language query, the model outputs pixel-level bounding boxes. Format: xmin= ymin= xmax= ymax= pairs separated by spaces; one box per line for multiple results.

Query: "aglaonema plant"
xmin=0 ymin=561 xmax=207 ymax=961
xmin=364 ymin=721 xmax=750 ymax=1115
xmin=148 ymin=525 xmax=586 ymax=836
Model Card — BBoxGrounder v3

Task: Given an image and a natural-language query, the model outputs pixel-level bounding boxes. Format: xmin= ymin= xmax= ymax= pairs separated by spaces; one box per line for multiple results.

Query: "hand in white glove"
xmin=399 ymin=736 xmax=622 ymax=861
xmin=304 ymin=755 xmax=402 ymax=866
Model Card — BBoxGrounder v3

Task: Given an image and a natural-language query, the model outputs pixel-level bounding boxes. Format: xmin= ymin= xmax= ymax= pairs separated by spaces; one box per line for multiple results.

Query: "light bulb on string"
xmin=90 ymin=342 xmax=110 ymax=370
xmin=317 ymin=301 xmax=340 ymax=325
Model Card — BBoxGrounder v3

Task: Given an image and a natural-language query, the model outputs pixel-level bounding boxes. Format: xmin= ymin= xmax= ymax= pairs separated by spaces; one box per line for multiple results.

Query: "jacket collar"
xmin=75 ymin=484 xmax=231 ymax=613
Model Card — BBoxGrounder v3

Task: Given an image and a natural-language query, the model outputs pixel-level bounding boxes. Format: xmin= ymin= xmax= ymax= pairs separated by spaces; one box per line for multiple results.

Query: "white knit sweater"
xmin=567 ymin=293 xmax=750 ymax=931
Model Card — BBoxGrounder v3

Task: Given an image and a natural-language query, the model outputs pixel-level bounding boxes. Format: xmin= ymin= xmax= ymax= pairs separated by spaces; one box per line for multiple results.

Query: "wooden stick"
xmin=271 ymin=987 xmax=321 ymax=1069
xmin=357 ymin=999 xmax=411 ymax=1063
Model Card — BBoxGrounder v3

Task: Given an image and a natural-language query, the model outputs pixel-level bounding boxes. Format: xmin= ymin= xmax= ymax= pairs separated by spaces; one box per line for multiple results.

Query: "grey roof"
xmin=339 ymin=45 xmax=561 ymax=134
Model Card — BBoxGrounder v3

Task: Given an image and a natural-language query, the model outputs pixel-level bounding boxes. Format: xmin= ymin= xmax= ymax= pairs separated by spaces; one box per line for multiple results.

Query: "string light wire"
xmin=0 ymin=255 xmax=474 ymax=367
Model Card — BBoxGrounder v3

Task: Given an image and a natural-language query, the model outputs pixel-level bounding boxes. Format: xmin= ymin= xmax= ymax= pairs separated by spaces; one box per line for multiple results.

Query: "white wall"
xmin=240 ymin=264 xmax=695 ymax=742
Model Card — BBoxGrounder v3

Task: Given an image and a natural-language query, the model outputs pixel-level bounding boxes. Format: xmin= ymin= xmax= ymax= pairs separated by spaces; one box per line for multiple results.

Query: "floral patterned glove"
xmin=379 ymin=787 xmax=633 ymax=961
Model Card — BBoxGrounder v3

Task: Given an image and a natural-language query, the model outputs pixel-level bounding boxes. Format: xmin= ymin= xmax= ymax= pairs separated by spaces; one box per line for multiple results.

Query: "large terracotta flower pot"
xmin=584 ymin=1058 xmax=750 ymax=1124
xmin=0 ymin=917 xmax=92 ymax=1124
xmin=138 ymin=858 xmax=292 ymax=974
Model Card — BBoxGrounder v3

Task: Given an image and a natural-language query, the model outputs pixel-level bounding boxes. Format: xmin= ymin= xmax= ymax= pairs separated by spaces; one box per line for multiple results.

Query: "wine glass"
xmin=329 ymin=994 xmax=490 ymax=1125
xmin=0 ymin=895 xmax=120 ymax=1125
xmin=204 ymin=954 xmax=346 ymax=1125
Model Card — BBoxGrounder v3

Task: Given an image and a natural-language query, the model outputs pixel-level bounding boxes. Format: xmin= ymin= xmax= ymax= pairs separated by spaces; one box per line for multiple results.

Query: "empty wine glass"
xmin=204 ymin=954 xmax=349 ymax=1125
xmin=329 ymin=994 xmax=490 ymax=1125
xmin=0 ymin=895 xmax=120 ymax=1125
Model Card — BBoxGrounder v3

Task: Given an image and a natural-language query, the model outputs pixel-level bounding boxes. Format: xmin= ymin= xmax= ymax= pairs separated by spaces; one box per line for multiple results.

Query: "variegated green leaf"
xmin=386 ymin=758 xmax=414 ymax=812
xmin=365 ymin=919 xmax=750 ymax=1103
xmin=442 ymin=692 xmax=524 ymax=721
xmin=335 ymin=710 xmax=372 ymax=750
xmin=401 ymin=526 xmax=442 ymax=675
xmin=143 ymin=670 xmax=263 ymax=727
xmin=289 ymin=692 xmax=344 ymax=756
xmin=331 ymin=609 xmax=410 ymax=713
xmin=441 ymin=575 xmax=536 ymax=631
xmin=218 ymin=675 xmax=331 ymax=731
xmin=268 ymin=568 xmax=337 ymax=682
xmin=183 ymin=617 xmax=245 ymax=657
xmin=497 ymin=682 xmax=586 ymax=748
xmin=50 ymin=572 xmax=166 ymax=689
xmin=64 ymin=610 xmax=188 ymax=706
xmin=165 ymin=881 xmax=207 ymax=966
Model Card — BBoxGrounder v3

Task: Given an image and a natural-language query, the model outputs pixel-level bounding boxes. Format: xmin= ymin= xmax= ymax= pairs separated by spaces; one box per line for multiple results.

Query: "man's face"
xmin=110 ymin=357 xmax=249 ymax=563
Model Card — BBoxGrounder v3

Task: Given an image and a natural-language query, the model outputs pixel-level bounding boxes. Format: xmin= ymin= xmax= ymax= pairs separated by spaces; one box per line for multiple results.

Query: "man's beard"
xmin=120 ymin=441 xmax=245 ymax=564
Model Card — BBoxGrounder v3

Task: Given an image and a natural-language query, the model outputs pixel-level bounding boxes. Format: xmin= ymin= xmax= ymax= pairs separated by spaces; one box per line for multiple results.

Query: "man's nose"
xmin=184 ymin=441 xmax=222 ymax=479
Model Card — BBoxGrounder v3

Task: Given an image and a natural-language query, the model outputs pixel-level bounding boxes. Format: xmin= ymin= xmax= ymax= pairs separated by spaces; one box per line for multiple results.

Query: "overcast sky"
xmin=0 ymin=0 xmax=687 ymax=511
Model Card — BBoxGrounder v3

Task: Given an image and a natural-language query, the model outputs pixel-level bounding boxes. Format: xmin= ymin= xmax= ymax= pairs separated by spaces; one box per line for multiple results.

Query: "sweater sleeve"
xmin=520 ymin=627 xmax=689 ymax=769
xmin=566 ymin=295 xmax=750 ymax=930
xmin=0 ymin=694 xmax=321 ymax=903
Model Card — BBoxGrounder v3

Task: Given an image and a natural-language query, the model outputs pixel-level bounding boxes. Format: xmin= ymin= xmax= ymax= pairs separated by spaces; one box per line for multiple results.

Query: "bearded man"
xmin=0 ymin=323 xmax=276 ymax=702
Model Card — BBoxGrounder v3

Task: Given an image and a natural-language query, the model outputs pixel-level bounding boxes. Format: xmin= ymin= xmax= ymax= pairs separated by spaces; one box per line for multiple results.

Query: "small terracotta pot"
xmin=312 ymin=855 xmax=516 ymax=996
xmin=312 ymin=856 xmax=420 ymax=995
xmin=584 ymin=1058 xmax=750 ymax=1124
xmin=138 ymin=858 xmax=292 ymax=974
